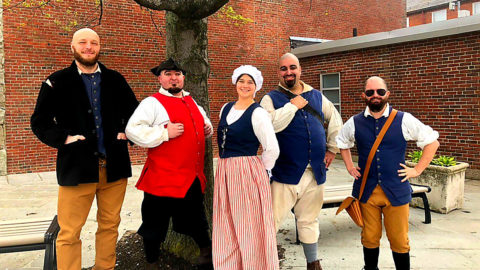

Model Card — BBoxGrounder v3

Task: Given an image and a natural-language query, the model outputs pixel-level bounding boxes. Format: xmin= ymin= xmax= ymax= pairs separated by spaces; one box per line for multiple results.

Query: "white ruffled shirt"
xmin=126 ymin=87 xmax=213 ymax=148
xmin=219 ymin=103 xmax=280 ymax=170
xmin=336 ymin=104 xmax=439 ymax=150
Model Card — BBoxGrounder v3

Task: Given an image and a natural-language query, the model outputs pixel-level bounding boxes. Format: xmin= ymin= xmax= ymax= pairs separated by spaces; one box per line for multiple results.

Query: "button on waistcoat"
xmin=217 ymin=102 xmax=260 ymax=158
xmin=81 ymin=72 xmax=105 ymax=155
xmin=353 ymin=108 xmax=411 ymax=206
xmin=136 ymin=93 xmax=206 ymax=198
xmin=267 ymin=89 xmax=327 ymax=185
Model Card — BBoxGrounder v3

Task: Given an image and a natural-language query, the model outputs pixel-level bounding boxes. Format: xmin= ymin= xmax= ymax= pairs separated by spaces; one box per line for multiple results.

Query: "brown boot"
xmin=307 ymin=260 xmax=323 ymax=270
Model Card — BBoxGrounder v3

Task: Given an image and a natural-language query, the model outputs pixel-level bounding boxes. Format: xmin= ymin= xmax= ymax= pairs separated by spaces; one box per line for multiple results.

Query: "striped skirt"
xmin=212 ymin=156 xmax=279 ymax=270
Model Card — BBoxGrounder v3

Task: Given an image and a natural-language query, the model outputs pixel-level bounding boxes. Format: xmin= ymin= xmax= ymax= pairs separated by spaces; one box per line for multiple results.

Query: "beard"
xmin=73 ymin=49 xmax=99 ymax=67
xmin=283 ymin=75 xmax=296 ymax=88
xmin=365 ymin=97 xmax=388 ymax=112
xmin=167 ymin=87 xmax=182 ymax=94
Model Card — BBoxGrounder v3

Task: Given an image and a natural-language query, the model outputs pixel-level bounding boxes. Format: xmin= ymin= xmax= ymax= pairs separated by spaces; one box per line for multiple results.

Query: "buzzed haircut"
xmin=364 ymin=76 xmax=388 ymax=90
xmin=279 ymin=52 xmax=300 ymax=65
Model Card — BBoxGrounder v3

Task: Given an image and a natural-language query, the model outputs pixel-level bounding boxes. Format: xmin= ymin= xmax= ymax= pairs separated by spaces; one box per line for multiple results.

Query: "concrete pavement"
xmin=1 ymin=159 xmax=479 ymax=269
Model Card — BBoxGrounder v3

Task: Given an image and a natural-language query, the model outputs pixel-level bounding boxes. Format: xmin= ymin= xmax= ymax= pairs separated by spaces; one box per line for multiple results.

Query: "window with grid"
xmin=320 ymin=73 xmax=341 ymax=114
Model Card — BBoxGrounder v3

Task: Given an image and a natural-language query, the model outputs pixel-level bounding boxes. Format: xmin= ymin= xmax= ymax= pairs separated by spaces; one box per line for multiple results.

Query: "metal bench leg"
xmin=419 ymin=193 xmax=431 ymax=224
xmin=43 ymin=240 xmax=55 ymax=270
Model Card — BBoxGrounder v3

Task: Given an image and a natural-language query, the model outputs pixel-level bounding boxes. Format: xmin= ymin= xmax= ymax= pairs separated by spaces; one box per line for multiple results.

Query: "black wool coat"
xmin=31 ymin=61 xmax=139 ymax=186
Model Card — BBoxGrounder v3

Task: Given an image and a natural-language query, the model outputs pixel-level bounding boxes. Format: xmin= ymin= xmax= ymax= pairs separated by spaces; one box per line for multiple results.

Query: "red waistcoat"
xmin=136 ymin=93 xmax=206 ymax=198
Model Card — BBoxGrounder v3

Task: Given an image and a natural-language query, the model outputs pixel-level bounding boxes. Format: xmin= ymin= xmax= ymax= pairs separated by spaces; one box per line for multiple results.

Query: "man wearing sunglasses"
xmin=336 ymin=76 xmax=440 ymax=270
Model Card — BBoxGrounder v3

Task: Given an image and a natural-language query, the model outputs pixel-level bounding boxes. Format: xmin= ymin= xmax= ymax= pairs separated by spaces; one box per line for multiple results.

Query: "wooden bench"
xmin=0 ymin=215 xmax=60 ymax=270
xmin=293 ymin=184 xmax=432 ymax=244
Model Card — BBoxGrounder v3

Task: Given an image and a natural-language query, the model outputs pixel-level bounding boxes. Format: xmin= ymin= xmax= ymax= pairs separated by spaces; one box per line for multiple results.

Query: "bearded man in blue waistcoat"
xmin=336 ymin=76 xmax=440 ymax=270
xmin=260 ymin=53 xmax=343 ymax=270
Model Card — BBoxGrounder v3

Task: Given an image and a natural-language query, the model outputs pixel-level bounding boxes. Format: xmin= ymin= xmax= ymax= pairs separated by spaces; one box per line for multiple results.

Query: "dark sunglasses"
xmin=365 ymin=88 xmax=387 ymax=97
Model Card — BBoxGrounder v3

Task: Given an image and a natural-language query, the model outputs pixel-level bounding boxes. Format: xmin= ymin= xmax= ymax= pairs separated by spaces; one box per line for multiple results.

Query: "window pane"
xmin=322 ymin=89 xmax=339 ymax=103
xmin=474 ymin=3 xmax=480 ymax=15
xmin=322 ymin=74 xmax=339 ymax=88
xmin=334 ymin=105 xmax=341 ymax=113
xmin=432 ymin=10 xmax=446 ymax=22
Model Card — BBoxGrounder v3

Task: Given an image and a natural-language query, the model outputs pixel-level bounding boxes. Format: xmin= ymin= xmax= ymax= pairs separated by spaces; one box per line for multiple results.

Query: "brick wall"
xmin=408 ymin=0 xmax=477 ymax=27
xmin=3 ymin=0 xmax=405 ymax=174
xmin=300 ymin=31 xmax=480 ymax=169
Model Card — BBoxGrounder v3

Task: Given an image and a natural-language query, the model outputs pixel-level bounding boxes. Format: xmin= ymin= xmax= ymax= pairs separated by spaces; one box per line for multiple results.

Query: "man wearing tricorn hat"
xmin=31 ymin=28 xmax=138 ymax=270
xmin=126 ymin=58 xmax=214 ymax=269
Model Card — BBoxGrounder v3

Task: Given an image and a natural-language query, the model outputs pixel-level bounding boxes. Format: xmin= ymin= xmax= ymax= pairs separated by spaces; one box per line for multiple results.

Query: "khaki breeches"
xmin=56 ymin=159 xmax=127 ymax=270
xmin=360 ymin=185 xmax=410 ymax=253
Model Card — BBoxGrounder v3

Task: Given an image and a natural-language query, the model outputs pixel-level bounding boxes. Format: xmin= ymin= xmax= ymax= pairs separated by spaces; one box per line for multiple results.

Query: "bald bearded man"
xmin=31 ymin=28 xmax=138 ymax=270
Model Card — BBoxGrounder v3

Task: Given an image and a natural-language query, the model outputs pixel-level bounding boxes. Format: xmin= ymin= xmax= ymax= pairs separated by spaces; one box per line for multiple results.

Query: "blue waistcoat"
xmin=217 ymin=102 xmax=260 ymax=158
xmin=353 ymin=107 xmax=412 ymax=206
xmin=81 ymin=72 xmax=105 ymax=156
xmin=267 ymin=89 xmax=327 ymax=185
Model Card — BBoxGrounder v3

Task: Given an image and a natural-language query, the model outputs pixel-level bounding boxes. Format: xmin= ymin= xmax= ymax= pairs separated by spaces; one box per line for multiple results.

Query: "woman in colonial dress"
xmin=212 ymin=65 xmax=280 ymax=269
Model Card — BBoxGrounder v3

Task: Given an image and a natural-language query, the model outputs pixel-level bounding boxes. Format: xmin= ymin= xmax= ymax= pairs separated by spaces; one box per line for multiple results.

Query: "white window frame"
xmin=320 ymin=73 xmax=341 ymax=115
xmin=432 ymin=9 xmax=447 ymax=22
xmin=473 ymin=2 xmax=480 ymax=15
xmin=406 ymin=17 xmax=410 ymax=28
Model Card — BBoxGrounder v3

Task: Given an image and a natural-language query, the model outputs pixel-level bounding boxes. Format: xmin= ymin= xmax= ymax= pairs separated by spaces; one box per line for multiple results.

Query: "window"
xmin=432 ymin=9 xmax=447 ymax=22
xmin=473 ymin=2 xmax=480 ymax=15
xmin=320 ymin=73 xmax=341 ymax=114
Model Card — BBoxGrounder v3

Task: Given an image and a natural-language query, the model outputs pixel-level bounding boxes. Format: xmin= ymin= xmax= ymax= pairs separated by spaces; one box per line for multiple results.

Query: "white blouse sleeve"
xmin=125 ymin=97 xmax=170 ymax=148
xmin=251 ymin=107 xmax=280 ymax=170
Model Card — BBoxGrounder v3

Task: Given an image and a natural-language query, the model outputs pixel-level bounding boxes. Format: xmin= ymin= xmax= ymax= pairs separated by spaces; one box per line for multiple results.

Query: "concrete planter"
xmin=407 ymin=161 xmax=469 ymax=214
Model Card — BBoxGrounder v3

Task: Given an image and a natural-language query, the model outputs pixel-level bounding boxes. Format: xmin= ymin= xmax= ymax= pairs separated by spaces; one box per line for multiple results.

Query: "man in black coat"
xmin=31 ymin=28 xmax=138 ymax=270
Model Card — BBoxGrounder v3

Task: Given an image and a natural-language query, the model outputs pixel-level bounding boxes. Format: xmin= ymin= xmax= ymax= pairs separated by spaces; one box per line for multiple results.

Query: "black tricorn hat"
xmin=150 ymin=58 xmax=186 ymax=76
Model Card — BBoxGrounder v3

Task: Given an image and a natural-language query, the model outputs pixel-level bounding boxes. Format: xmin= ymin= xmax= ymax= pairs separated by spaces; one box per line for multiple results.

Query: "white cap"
xmin=231 ymin=65 xmax=263 ymax=93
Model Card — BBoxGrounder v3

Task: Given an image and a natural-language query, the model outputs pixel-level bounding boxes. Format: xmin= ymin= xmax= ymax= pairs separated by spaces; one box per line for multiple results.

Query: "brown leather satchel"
xmin=336 ymin=109 xmax=398 ymax=228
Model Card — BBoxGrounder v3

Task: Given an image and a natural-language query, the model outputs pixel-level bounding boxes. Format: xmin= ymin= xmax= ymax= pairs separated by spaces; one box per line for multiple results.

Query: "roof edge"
xmin=293 ymin=15 xmax=480 ymax=59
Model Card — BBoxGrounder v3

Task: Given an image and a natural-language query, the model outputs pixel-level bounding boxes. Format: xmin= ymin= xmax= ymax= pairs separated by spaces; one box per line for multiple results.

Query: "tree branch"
xmin=133 ymin=0 xmax=229 ymax=19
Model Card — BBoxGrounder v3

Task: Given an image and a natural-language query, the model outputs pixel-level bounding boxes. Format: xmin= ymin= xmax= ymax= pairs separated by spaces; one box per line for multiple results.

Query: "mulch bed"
xmin=83 ymin=230 xmax=286 ymax=270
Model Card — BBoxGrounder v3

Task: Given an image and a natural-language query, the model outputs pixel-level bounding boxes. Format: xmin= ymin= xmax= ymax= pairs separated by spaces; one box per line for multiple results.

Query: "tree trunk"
xmin=161 ymin=11 xmax=214 ymax=260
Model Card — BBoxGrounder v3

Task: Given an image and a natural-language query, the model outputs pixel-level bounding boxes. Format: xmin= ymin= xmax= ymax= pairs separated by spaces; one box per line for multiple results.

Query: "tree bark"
xmin=161 ymin=11 xmax=214 ymax=260
xmin=132 ymin=0 xmax=229 ymax=261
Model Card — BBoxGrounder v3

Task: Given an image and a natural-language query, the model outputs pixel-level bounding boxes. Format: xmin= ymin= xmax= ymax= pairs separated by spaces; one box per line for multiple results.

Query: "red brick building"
xmin=293 ymin=15 xmax=480 ymax=176
xmin=407 ymin=0 xmax=480 ymax=27
xmin=1 ymin=0 xmax=406 ymax=176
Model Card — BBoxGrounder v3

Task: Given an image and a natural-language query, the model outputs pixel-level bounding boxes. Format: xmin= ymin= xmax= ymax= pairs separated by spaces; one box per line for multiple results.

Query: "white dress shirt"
xmin=219 ymin=103 xmax=280 ymax=170
xmin=336 ymin=104 xmax=439 ymax=150
xmin=126 ymin=87 xmax=213 ymax=148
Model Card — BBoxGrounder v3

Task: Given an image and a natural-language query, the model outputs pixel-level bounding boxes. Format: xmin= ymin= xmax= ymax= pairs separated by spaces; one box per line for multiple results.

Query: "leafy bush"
xmin=407 ymin=151 xmax=457 ymax=167
xmin=408 ymin=150 xmax=423 ymax=163
xmin=431 ymin=155 xmax=457 ymax=167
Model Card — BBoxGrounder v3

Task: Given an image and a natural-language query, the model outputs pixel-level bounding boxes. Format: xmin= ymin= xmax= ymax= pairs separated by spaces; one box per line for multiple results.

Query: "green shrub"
xmin=408 ymin=150 xmax=423 ymax=163
xmin=407 ymin=151 xmax=457 ymax=167
xmin=431 ymin=155 xmax=457 ymax=167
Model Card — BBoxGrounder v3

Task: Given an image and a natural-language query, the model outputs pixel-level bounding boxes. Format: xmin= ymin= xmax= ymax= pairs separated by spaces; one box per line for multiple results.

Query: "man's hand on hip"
xmin=398 ymin=163 xmax=420 ymax=182
xmin=65 ymin=135 xmax=86 ymax=144
xmin=324 ymin=150 xmax=336 ymax=168
xmin=167 ymin=122 xmax=184 ymax=139
xmin=204 ymin=124 xmax=213 ymax=138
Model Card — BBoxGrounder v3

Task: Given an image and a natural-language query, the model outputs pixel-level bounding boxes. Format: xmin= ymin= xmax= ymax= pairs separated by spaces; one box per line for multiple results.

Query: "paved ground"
xmin=1 ymin=159 xmax=479 ymax=269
